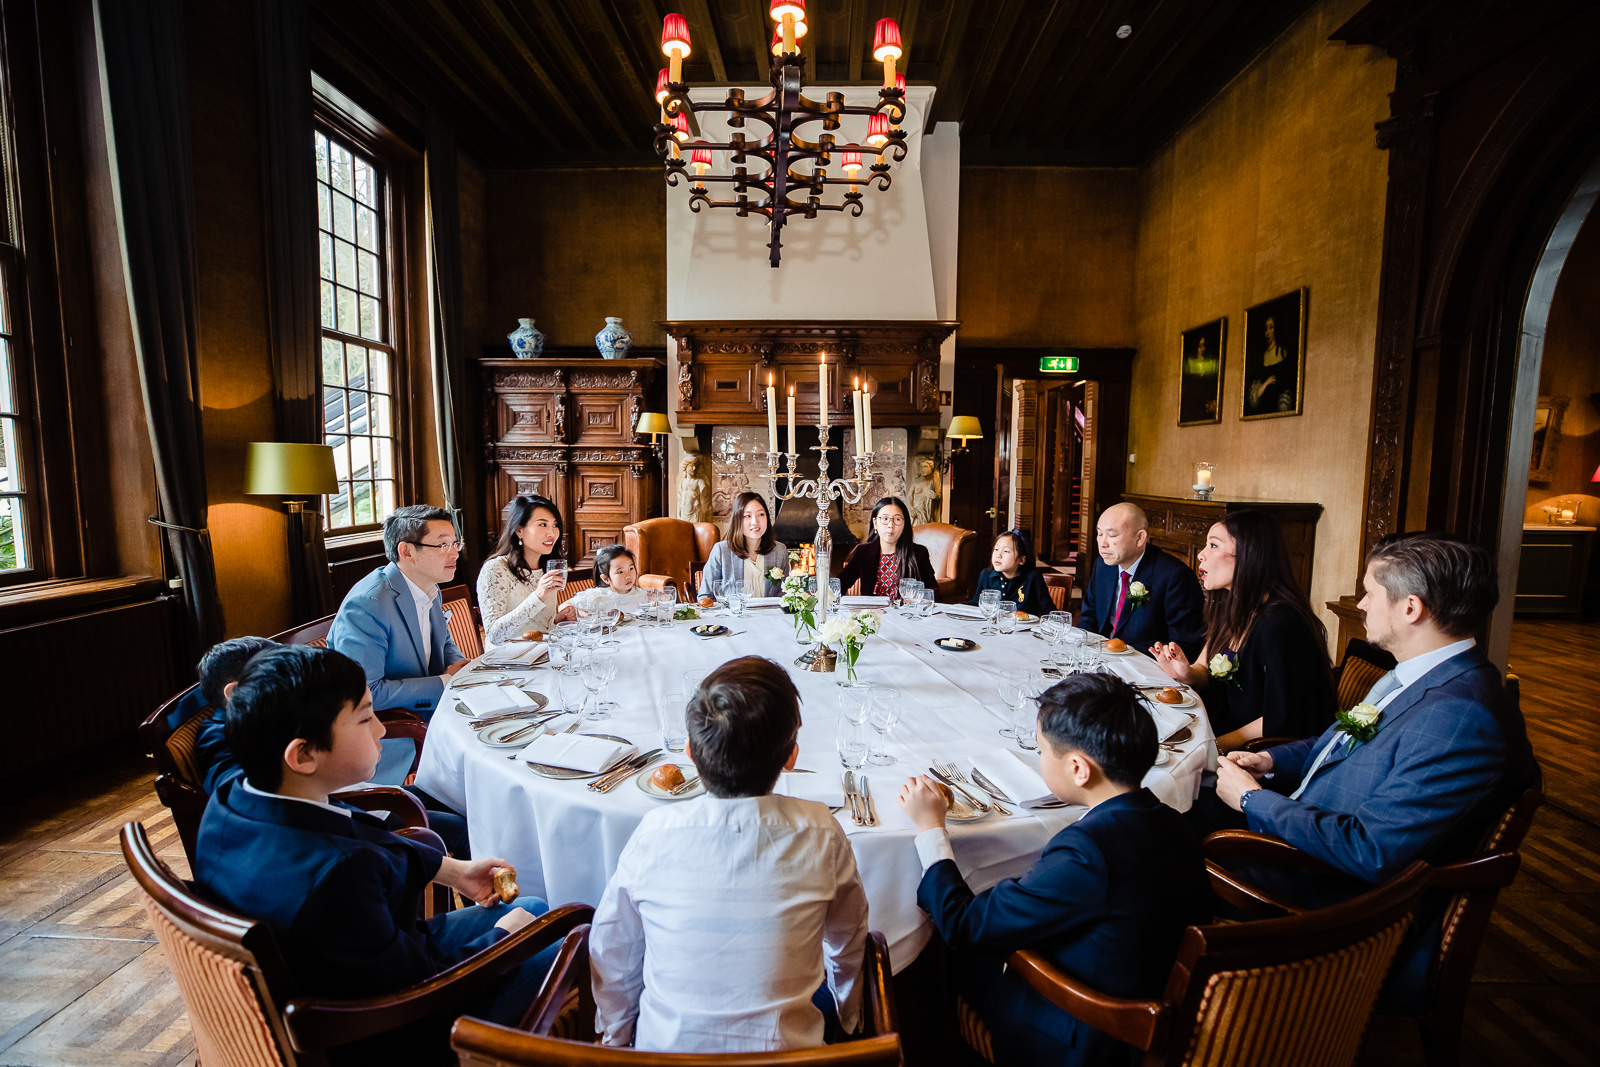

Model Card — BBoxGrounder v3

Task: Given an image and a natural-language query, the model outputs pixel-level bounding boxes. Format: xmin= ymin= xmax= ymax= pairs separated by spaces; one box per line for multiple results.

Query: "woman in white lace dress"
xmin=477 ymin=494 xmax=574 ymax=650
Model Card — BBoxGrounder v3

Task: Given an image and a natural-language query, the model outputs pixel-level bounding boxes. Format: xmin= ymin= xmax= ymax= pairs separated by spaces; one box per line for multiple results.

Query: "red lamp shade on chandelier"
xmin=865 ymin=113 xmax=890 ymax=150
xmin=771 ymin=0 xmax=806 ymax=53
xmin=691 ymin=144 xmax=713 ymax=170
xmin=661 ymin=13 xmax=691 ymax=82
xmin=654 ymin=68 xmax=670 ymax=105
xmin=1592 ymin=463 xmax=1600 ymax=482
xmin=873 ymin=18 xmax=903 ymax=87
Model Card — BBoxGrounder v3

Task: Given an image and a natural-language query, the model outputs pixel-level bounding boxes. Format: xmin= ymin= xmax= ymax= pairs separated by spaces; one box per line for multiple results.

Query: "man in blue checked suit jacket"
xmin=1079 ymin=502 xmax=1205 ymax=660
xmin=329 ymin=504 xmax=468 ymax=718
xmin=1216 ymin=532 xmax=1533 ymax=1006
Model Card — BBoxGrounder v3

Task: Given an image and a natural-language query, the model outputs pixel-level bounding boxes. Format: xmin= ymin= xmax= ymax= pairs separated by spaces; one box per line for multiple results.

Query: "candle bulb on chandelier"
xmin=766 ymin=373 xmax=779 ymax=455
xmin=690 ymin=143 xmax=712 ymax=189
xmin=842 ymin=150 xmax=862 ymax=193
xmin=852 ymin=377 xmax=864 ymax=456
xmin=787 ymin=385 xmax=796 ymax=454
xmin=873 ymin=18 xmax=902 ymax=90
xmin=661 ymin=14 xmax=691 ymax=85
xmin=771 ymin=0 xmax=805 ymax=55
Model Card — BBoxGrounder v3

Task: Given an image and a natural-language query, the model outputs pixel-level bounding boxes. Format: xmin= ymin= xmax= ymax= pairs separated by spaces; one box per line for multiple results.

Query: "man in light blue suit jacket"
xmin=329 ymin=505 xmax=468 ymax=718
xmin=1215 ymin=532 xmax=1533 ymax=1006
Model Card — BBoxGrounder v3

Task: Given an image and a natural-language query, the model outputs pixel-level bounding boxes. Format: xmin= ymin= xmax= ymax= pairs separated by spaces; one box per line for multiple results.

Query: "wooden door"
xmin=1035 ymin=383 xmax=1083 ymax=566
xmin=990 ymin=365 xmax=1011 ymax=544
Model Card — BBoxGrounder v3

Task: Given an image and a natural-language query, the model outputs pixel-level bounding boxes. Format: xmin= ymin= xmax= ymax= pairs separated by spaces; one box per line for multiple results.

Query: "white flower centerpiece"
xmin=781 ymin=573 xmax=818 ymax=644
xmin=818 ymin=610 xmax=882 ymax=684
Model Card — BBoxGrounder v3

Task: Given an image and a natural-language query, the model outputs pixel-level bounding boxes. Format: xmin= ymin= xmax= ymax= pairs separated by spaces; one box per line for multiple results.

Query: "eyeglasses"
xmin=411 ymin=539 xmax=464 ymax=552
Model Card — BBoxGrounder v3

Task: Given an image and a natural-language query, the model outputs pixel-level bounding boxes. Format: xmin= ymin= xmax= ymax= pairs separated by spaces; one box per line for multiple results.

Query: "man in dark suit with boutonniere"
xmin=1213 ymin=532 xmax=1534 ymax=1008
xmin=1078 ymin=502 xmax=1205 ymax=659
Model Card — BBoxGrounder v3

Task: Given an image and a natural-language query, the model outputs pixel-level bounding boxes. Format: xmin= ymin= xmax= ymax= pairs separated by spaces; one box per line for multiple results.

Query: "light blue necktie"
xmin=1288 ymin=670 xmax=1399 ymax=800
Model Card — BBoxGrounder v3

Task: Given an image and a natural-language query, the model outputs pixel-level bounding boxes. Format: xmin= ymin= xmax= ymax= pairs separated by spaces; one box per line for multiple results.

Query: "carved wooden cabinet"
xmin=1122 ymin=494 xmax=1323 ymax=598
xmin=481 ymin=358 xmax=665 ymax=567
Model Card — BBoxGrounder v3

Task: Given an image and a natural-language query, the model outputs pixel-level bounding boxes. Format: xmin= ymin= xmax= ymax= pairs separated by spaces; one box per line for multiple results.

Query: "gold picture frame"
xmin=1240 ymin=287 xmax=1307 ymax=421
xmin=1178 ymin=317 xmax=1226 ymax=426
xmin=1528 ymin=395 xmax=1567 ymax=485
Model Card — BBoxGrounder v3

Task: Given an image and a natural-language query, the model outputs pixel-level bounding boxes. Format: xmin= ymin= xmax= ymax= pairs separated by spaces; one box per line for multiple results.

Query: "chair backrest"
xmin=452 ymin=1021 xmax=902 ymax=1066
xmin=1043 ymin=572 xmax=1073 ymax=611
xmin=441 ymin=583 xmax=484 ymax=658
xmin=693 ymin=522 xmax=722 ymax=560
xmin=558 ymin=568 xmax=596 ymax=605
xmin=1334 ymin=637 xmax=1396 ymax=712
xmin=1159 ymin=859 xmax=1431 ymax=1067
xmin=138 ymin=683 xmax=214 ymax=868
xmin=270 ymin=613 xmax=337 ymax=648
xmin=624 ymin=518 xmax=705 ymax=599
xmin=912 ymin=522 xmax=971 ymax=582
xmin=121 ymin=821 xmax=299 ymax=1067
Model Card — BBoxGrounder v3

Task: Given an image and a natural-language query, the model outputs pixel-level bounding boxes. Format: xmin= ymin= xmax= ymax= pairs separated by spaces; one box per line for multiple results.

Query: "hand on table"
xmin=1150 ymin=642 xmax=1194 ymax=684
xmin=898 ymin=776 xmax=949 ymax=833
xmin=554 ymin=603 xmax=578 ymax=624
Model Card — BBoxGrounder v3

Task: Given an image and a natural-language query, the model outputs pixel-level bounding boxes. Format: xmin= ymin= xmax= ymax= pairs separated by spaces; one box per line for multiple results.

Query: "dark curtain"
xmin=95 ymin=0 xmax=225 ymax=657
xmin=256 ymin=0 xmax=333 ymax=621
xmin=425 ymin=109 xmax=479 ymax=571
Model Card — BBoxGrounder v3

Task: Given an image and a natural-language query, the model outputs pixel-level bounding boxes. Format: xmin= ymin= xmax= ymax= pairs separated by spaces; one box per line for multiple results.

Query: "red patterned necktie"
xmin=1112 ymin=570 xmax=1131 ymax=632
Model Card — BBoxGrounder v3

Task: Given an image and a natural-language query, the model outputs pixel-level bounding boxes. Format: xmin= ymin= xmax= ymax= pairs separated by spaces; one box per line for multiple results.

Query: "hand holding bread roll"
xmin=492 ymin=865 xmax=519 ymax=904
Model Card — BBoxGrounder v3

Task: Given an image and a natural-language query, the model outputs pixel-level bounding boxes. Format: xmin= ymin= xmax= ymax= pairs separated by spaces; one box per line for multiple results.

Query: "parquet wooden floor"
xmin=0 ymin=620 xmax=1595 ymax=1066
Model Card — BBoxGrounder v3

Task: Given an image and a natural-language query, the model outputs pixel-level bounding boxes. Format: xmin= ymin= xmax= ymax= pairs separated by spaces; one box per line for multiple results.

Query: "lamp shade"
xmin=661 ymin=14 xmax=691 ymax=58
xmin=245 ymin=442 xmax=338 ymax=496
xmin=947 ymin=416 xmax=983 ymax=441
xmin=873 ymin=18 xmax=903 ymax=61
xmin=655 ymin=68 xmax=670 ymax=104
xmin=842 ymin=150 xmax=863 ymax=173
xmin=691 ymin=143 xmax=713 ymax=169
xmin=770 ymin=0 xmax=805 ymax=21
xmin=1592 ymin=463 xmax=1600 ymax=482
xmin=637 ymin=412 xmax=672 ymax=436
xmin=866 ymin=113 xmax=890 ymax=148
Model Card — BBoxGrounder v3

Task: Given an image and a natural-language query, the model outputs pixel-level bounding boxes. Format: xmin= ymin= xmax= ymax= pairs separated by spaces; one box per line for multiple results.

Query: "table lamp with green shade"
xmin=245 ymin=442 xmax=339 ymax=622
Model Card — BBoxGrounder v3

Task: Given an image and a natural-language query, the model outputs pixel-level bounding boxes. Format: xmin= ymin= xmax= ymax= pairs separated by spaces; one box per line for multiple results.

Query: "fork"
xmin=935 ymin=760 xmax=1011 ymax=816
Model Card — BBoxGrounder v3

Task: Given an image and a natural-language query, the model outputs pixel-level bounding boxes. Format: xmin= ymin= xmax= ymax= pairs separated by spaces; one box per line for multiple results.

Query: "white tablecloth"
xmin=416 ymin=607 xmax=1216 ymax=971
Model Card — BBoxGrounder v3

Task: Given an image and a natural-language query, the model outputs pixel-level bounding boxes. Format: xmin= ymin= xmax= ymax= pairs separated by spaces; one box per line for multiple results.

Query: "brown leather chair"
xmin=958 ymin=858 xmax=1432 ymax=1066
xmin=623 ymin=518 xmax=724 ymax=602
xmin=451 ymin=925 xmax=901 ymax=1065
xmin=913 ymin=522 xmax=976 ymax=602
xmin=122 ymin=820 xmax=591 ymax=1067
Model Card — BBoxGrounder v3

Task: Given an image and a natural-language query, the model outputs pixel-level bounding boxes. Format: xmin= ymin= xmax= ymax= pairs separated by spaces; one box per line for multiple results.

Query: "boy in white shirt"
xmin=590 ymin=656 xmax=869 ymax=1051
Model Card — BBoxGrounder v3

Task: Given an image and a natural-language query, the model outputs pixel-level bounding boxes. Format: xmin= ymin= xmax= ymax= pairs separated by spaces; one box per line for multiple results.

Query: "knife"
xmin=591 ymin=749 xmax=664 ymax=793
xmin=860 ymin=777 xmax=878 ymax=826
xmin=970 ymin=768 xmax=1016 ymax=804
xmin=842 ymin=771 xmax=865 ymax=825
xmin=928 ymin=765 xmax=991 ymax=813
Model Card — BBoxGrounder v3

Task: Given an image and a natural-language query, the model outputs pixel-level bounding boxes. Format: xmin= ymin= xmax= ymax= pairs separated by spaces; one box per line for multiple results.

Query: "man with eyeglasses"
xmin=329 ymin=505 xmax=468 ymax=722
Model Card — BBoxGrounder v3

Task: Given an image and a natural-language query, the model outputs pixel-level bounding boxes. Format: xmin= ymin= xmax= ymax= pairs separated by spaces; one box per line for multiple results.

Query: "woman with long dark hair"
xmin=477 ymin=494 xmax=574 ymax=648
xmin=837 ymin=496 xmax=939 ymax=599
xmin=1151 ymin=509 xmax=1334 ymax=751
xmin=697 ymin=491 xmax=789 ymax=599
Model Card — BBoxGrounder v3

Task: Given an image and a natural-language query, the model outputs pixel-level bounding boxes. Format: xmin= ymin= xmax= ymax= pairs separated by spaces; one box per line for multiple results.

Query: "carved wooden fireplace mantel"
xmin=663 ymin=320 xmax=958 ymax=427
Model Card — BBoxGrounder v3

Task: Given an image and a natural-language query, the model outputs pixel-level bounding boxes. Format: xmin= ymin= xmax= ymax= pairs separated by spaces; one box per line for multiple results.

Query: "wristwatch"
xmin=1238 ymin=786 xmax=1261 ymax=815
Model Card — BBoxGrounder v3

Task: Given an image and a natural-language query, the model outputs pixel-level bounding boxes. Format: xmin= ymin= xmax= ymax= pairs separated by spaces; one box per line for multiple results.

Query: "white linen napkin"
xmin=1144 ymin=699 xmax=1192 ymax=741
xmin=969 ymin=749 xmax=1057 ymax=809
xmin=776 ymin=772 xmax=846 ymax=807
xmin=457 ymin=684 xmax=540 ymax=717
xmin=842 ymin=595 xmax=891 ymax=607
xmin=482 ymin=641 xmax=548 ymax=667
xmin=747 ymin=596 xmax=783 ymax=607
xmin=939 ymin=603 xmax=986 ymax=620
xmin=520 ymin=733 xmax=636 ymax=773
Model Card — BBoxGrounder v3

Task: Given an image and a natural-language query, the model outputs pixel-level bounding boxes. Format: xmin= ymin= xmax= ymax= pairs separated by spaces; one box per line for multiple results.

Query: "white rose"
xmin=1208 ymin=653 xmax=1233 ymax=676
xmin=1129 ymin=581 xmax=1148 ymax=598
xmin=854 ymin=611 xmax=881 ymax=636
xmin=818 ymin=617 xmax=851 ymax=645
xmin=1346 ymin=702 xmax=1381 ymax=727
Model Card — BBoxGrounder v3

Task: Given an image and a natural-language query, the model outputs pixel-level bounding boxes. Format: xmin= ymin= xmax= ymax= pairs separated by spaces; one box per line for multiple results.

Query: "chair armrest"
xmin=282 ymin=903 xmax=595 ymax=1052
xmin=520 ymin=924 xmax=594 ymax=1038
xmin=375 ymin=709 xmax=428 ymax=778
xmin=637 ymin=574 xmax=671 ymax=591
xmin=1429 ymin=851 xmax=1520 ymax=889
xmin=1242 ymin=736 xmax=1305 ymax=753
xmin=1205 ymin=859 xmax=1304 ymax=918
xmin=1006 ymin=949 xmax=1170 ymax=1052
xmin=862 ymin=931 xmax=898 ymax=1037
xmin=391 ymin=825 xmax=448 ymax=854
xmin=1202 ymin=830 xmax=1347 ymax=879
xmin=332 ymin=786 xmax=429 ymax=829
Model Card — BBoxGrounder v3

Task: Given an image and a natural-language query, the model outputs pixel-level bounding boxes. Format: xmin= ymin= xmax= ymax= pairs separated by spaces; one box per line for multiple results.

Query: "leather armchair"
xmin=623 ymin=518 xmax=726 ymax=601
xmin=914 ymin=522 xmax=976 ymax=602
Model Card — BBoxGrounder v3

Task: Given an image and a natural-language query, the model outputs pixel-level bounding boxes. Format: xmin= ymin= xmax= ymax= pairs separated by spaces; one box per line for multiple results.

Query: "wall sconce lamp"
xmin=635 ymin=412 xmax=672 ymax=472
xmin=934 ymin=416 xmax=983 ymax=472
xmin=245 ymin=442 xmax=339 ymax=623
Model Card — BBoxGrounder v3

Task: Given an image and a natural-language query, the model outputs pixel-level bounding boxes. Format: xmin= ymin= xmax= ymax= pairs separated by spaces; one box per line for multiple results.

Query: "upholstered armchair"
xmin=913 ymin=522 xmax=977 ymax=602
xmin=623 ymin=517 xmax=723 ymax=601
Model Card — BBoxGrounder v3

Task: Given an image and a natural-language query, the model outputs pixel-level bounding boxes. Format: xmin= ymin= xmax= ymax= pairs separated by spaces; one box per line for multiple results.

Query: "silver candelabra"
xmin=765 ymin=419 xmax=872 ymax=672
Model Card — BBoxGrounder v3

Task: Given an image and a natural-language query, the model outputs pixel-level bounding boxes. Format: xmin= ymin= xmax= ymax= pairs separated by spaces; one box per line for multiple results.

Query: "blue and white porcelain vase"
xmin=507 ymin=318 xmax=545 ymax=359
xmin=595 ymin=317 xmax=633 ymax=359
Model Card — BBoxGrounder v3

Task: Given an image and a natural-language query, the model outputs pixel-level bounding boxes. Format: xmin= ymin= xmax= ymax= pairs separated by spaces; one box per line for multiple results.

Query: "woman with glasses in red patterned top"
xmin=837 ymin=497 xmax=938 ymax=600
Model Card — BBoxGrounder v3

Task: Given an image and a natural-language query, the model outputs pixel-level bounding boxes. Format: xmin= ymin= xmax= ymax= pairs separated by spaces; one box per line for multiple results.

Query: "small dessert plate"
xmin=947 ymin=792 xmax=992 ymax=822
xmin=934 ymin=637 xmax=979 ymax=651
xmin=1146 ymin=691 xmax=1199 ymax=710
xmin=691 ymin=624 xmax=731 ymax=637
xmin=636 ymin=762 xmax=702 ymax=800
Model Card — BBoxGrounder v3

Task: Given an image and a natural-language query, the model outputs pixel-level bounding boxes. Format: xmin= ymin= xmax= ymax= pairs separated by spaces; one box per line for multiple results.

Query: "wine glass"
xmin=838 ymin=682 xmax=873 ymax=726
xmin=897 ymin=578 xmax=919 ymax=610
xmin=998 ymin=599 xmax=1019 ymax=635
xmin=600 ymin=607 xmax=622 ymax=647
xmin=580 ymin=646 xmax=619 ymax=720
xmin=682 ymin=668 xmax=707 ymax=697
xmin=1013 ymin=671 xmax=1050 ymax=751
xmin=997 ymin=669 xmax=1028 ymax=739
xmin=867 ymin=686 xmax=902 ymax=766
xmin=979 ymin=589 xmax=1002 ymax=635
xmin=836 ymin=718 xmax=869 ymax=769
xmin=549 ymin=621 xmax=580 ymax=667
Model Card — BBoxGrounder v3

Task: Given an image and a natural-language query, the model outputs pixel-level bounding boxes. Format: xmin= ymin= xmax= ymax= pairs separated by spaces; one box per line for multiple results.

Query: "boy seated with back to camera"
xmin=898 ymin=671 xmax=1212 ymax=1067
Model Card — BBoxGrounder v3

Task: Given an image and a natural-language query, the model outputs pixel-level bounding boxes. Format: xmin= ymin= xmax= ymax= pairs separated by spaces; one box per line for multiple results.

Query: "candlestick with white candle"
xmin=863 ymin=385 xmax=874 ymax=453
xmin=852 ymin=378 xmax=864 ymax=457
xmin=787 ymin=385 xmax=796 ymax=454
xmin=1192 ymin=462 xmax=1215 ymax=500
xmin=818 ymin=356 xmax=828 ymax=426
xmin=766 ymin=373 xmax=778 ymax=454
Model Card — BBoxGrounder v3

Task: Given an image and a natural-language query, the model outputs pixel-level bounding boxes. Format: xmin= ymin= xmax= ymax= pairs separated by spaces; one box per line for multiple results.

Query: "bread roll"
xmin=522 ymin=629 xmax=545 ymax=642
xmin=492 ymin=865 xmax=518 ymax=904
xmin=1156 ymin=687 xmax=1184 ymax=704
xmin=1104 ymin=638 xmax=1127 ymax=652
xmin=651 ymin=764 xmax=686 ymax=791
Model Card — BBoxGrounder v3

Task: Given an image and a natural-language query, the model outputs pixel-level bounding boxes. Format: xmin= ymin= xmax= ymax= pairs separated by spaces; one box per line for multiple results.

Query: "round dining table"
xmin=414 ymin=602 xmax=1217 ymax=971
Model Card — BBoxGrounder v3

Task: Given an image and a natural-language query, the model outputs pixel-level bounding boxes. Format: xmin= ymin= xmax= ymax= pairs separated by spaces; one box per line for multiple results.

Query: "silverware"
xmin=927 ymin=764 xmax=991 ymax=813
xmin=451 ymin=677 xmax=516 ymax=690
xmin=669 ymin=775 xmax=701 ymax=795
xmin=469 ymin=709 xmax=557 ymax=728
xmin=937 ymin=761 xmax=1010 ymax=816
xmin=498 ymin=719 xmax=549 ymax=745
xmin=860 ymin=777 xmax=878 ymax=826
xmin=562 ymin=719 xmax=582 ymax=734
xmin=843 ymin=771 xmax=865 ymax=826
xmin=698 ymin=630 xmax=747 ymax=639
xmin=587 ymin=750 xmax=649 ymax=792
xmin=591 ymin=749 xmax=664 ymax=793
xmin=970 ymin=768 xmax=1016 ymax=805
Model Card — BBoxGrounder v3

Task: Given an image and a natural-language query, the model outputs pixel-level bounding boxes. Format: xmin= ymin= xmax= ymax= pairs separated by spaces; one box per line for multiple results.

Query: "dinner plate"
xmin=635 ymin=762 xmax=703 ymax=800
xmin=935 ymin=637 xmax=979 ymax=651
xmin=476 ymin=719 xmax=548 ymax=747
xmin=691 ymin=623 xmax=731 ymax=637
xmin=1153 ymin=747 xmax=1174 ymax=767
xmin=946 ymin=792 xmax=992 ymax=822
xmin=1145 ymin=692 xmax=1198 ymax=710
xmin=524 ymin=733 xmax=634 ymax=780
xmin=1100 ymin=645 xmax=1140 ymax=656
xmin=1016 ymin=613 xmax=1040 ymax=624
xmin=451 ymin=688 xmax=550 ymax=717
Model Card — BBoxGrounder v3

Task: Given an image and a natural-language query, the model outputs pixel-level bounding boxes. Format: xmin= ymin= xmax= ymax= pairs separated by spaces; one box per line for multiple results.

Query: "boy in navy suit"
xmin=195 ymin=645 xmax=556 ymax=1064
xmin=899 ymin=673 xmax=1210 ymax=1066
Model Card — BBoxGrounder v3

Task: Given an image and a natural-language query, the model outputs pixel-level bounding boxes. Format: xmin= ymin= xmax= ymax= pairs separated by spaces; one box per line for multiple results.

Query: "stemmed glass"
xmin=1013 ymin=671 xmax=1049 ymax=751
xmin=838 ymin=682 xmax=873 ymax=726
xmin=897 ymin=578 xmax=922 ymax=612
xmin=867 ymin=686 xmax=902 ymax=766
xmin=979 ymin=589 xmax=1002 ymax=635
xmin=580 ymin=646 xmax=619 ymax=720
xmin=549 ymin=621 xmax=581 ymax=667
xmin=998 ymin=669 xmax=1028 ymax=739
xmin=600 ymin=607 xmax=622 ymax=647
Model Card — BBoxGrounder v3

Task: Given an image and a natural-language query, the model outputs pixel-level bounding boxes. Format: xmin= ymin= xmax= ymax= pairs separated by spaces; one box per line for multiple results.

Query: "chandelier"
xmin=654 ymin=2 xmax=910 ymax=268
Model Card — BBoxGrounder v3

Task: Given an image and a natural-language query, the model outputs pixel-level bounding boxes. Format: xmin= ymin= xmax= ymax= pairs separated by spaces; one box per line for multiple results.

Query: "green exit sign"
xmin=1039 ymin=356 xmax=1080 ymax=373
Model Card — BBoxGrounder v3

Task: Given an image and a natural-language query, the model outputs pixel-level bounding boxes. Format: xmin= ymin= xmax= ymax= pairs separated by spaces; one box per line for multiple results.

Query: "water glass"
xmin=682 ymin=669 xmax=707 ymax=698
xmin=581 ymin=645 xmax=619 ymax=720
xmin=726 ymin=583 xmax=749 ymax=617
xmin=545 ymin=559 xmax=569 ymax=590
xmin=1013 ymin=700 xmax=1040 ymax=751
xmin=658 ymin=693 xmax=687 ymax=753
xmin=836 ymin=719 xmax=869 ymax=769
xmin=998 ymin=599 xmax=1019 ymax=635
xmin=556 ymin=665 xmax=587 ymax=717
xmin=997 ymin=669 xmax=1028 ymax=739
xmin=838 ymin=682 xmax=873 ymax=726
xmin=917 ymin=587 xmax=936 ymax=617
xmin=979 ymin=589 xmax=1002 ymax=635
xmin=867 ymin=686 xmax=902 ymax=766
xmin=655 ymin=585 xmax=679 ymax=627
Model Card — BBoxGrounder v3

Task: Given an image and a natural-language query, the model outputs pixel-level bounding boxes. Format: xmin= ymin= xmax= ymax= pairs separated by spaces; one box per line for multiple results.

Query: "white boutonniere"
xmin=1208 ymin=650 xmax=1241 ymax=689
xmin=767 ymin=565 xmax=784 ymax=583
xmin=1127 ymin=580 xmax=1150 ymax=610
xmin=1335 ymin=702 xmax=1383 ymax=749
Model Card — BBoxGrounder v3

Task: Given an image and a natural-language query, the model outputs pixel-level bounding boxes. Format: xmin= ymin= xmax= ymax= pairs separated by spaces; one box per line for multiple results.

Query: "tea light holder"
xmin=1192 ymin=462 xmax=1216 ymax=501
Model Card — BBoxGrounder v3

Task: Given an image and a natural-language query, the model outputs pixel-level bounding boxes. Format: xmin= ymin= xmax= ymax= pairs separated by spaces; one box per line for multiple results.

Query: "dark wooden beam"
xmin=847 ymin=0 xmax=867 ymax=84
xmin=987 ymin=0 xmax=1084 ymax=145
xmin=459 ymin=0 xmax=603 ymax=152
xmin=961 ymin=0 xmax=1063 ymax=141
xmin=682 ymin=0 xmax=729 ymax=84
xmin=929 ymin=0 xmax=977 ymax=121
xmin=934 ymin=0 xmax=1025 ymax=129
xmin=409 ymin=0 xmax=565 ymax=145
xmin=525 ymin=0 xmax=651 ymax=149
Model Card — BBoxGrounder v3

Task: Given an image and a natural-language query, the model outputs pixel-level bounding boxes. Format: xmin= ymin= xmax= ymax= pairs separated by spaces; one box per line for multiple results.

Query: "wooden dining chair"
xmin=956 ymin=859 xmax=1432 ymax=1067
xmin=559 ymin=567 xmax=597 ymax=605
xmin=122 ymin=820 xmax=592 ymax=1067
xmin=442 ymin=582 xmax=486 ymax=658
xmin=269 ymin=612 xmax=337 ymax=646
xmin=1334 ymin=637 xmax=1397 ymax=712
xmin=1043 ymin=572 xmax=1073 ymax=612
xmin=451 ymin=927 xmax=902 ymax=1065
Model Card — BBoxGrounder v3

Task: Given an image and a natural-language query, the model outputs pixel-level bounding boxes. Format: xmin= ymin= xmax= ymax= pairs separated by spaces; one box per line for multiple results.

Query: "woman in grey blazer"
xmin=697 ymin=491 xmax=788 ymax=599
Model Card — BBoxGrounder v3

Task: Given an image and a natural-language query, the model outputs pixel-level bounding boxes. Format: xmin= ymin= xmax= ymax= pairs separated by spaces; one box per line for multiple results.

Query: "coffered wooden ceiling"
xmin=310 ymin=0 xmax=1319 ymax=165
